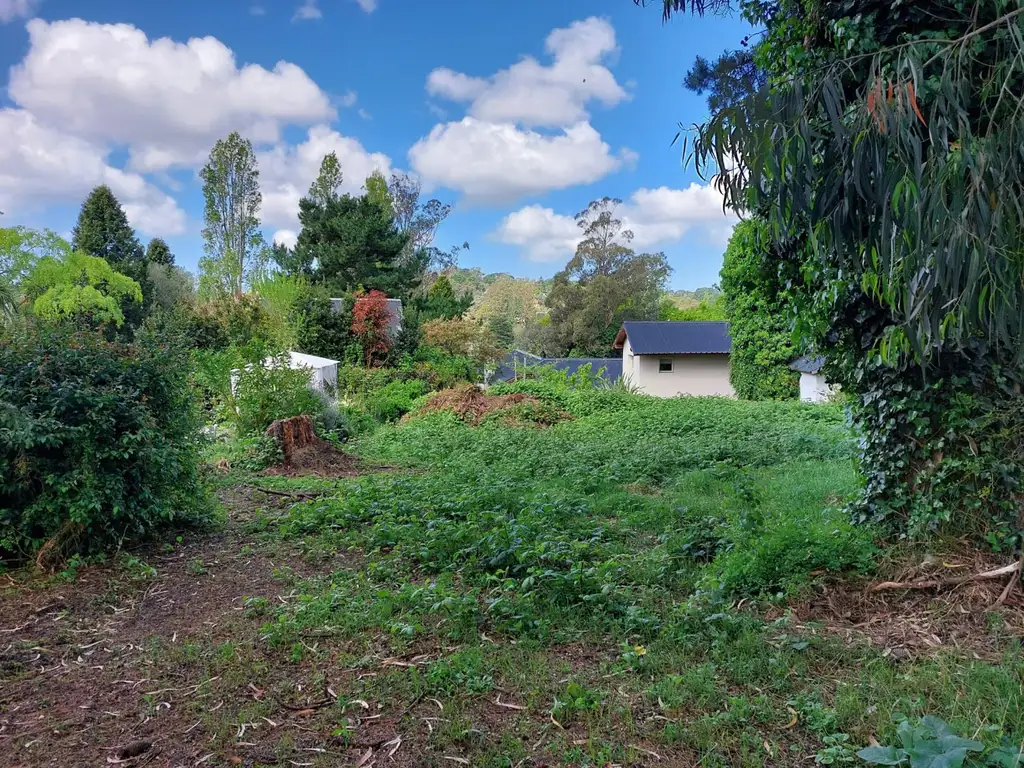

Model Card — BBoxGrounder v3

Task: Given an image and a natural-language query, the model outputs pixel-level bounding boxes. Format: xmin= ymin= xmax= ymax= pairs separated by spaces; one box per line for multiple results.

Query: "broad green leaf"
xmin=857 ymin=746 xmax=907 ymax=765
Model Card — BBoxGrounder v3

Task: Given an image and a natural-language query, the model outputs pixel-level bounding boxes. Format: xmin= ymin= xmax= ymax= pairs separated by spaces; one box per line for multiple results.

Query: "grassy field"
xmin=2 ymin=391 xmax=1022 ymax=767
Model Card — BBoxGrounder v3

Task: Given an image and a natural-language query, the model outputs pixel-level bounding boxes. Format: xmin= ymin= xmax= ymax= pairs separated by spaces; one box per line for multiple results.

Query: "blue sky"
xmin=0 ymin=0 xmax=751 ymax=289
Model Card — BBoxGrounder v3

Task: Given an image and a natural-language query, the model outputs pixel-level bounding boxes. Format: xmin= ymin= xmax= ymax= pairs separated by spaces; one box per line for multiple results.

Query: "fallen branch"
xmin=870 ymin=561 xmax=1022 ymax=592
xmin=992 ymin=552 xmax=1024 ymax=608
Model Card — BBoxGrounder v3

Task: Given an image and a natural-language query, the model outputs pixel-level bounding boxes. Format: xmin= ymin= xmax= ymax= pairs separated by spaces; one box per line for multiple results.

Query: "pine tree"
xmin=72 ymin=186 xmax=144 ymax=270
xmin=72 ymin=185 xmax=148 ymax=326
xmin=146 ymin=238 xmax=174 ymax=266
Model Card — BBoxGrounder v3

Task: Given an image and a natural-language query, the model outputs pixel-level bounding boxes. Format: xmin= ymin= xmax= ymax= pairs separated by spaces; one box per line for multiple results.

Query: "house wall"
xmin=799 ymin=372 xmax=837 ymax=403
xmin=623 ymin=343 xmax=735 ymax=397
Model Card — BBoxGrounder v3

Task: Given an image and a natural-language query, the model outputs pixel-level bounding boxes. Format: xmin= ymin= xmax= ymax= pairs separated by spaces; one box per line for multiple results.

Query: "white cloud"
xmin=623 ymin=184 xmax=734 ymax=249
xmin=0 ymin=0 xmax=37 ymax=23
xmin=493 ymin=183 xmax=736 ymax=262
xmin=357 ymin=108 xmax=372 ymax=120
xmin=409 ymin=118 xmax=635 ymax=202
xmin=412 ymin=18 xmax=634 ymax=204
xmin=293 ymin=0 xmax=321 ymax=21
xmin=272 ymin=229 xmax=298 ymax=249
xmin=426 ymin=17 xmax=627 ymax=128
xmin=494 ymin=205 xmax=581 ymax=262
xmin=0 ymin=109 xmax=186 ymax=237
xmin=354 ymin=0 xmax=377 ymax=12
xmin=338 ymin=89 xmax=358 ymax=108
xmin=249 ymin=4 xmax=266 ymax=16
xmin=9 ymin=18 xmax=335 ymax=173
xmin=259 ymin=125 xmax=394 ymax=229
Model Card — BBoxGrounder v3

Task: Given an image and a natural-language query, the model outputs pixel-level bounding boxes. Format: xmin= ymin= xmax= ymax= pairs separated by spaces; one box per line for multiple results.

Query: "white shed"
xmin=789 ymin=356 xmax=839 ymax=403
xmin=275 ymin=351 xmax=339 ymax=392
xmin=230 ymin=351 xmax=339 ymax=396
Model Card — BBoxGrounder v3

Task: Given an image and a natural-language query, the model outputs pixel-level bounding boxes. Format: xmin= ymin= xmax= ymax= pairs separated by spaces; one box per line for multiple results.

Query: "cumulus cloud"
xmin=426 ymin=17 xmax=627 ymax=127
xmin=494 ymin=206 xmax=582 ymax=262
xmin=0 ymin=109 xmax=186 ymax=236
xmin=9 ymin=18 xmax=335 ymax=172
xmin=259 ymin=125 xmax=394 ymax=229
xmin=412 ymin=18 xmax=633 ymax=203
xmin=493 ymin=183 xmax=736 ymax=262
xmin=0 ymin=0 xmax=38 ymax=23
xmin=354 ymin=0 xmax=377 ymax=11
xmin=409 ymin=118 xmax=635 ymax=203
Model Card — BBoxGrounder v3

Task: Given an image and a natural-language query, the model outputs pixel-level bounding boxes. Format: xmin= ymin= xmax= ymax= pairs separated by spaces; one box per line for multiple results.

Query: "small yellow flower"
xmin=634 ymin=645 xmax=646 ymax=656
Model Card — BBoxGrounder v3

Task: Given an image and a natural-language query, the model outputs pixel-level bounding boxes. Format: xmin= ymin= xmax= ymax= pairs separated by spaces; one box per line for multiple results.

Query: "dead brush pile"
xmin=411 ymin=385 xmax=570 ymax=426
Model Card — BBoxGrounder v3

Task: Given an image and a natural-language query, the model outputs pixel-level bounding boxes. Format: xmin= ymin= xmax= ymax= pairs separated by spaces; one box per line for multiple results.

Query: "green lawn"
xmin=248 ymin=392 xmax=1023 ymax=765
xmin=5 ymin=392 xmax=1021 ymax=767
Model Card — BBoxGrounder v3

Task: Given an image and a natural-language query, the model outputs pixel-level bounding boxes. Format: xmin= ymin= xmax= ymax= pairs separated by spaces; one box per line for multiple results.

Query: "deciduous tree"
xmin=545 ymin=198 xmax=670 ymax=356
xmin=387 ymin=172 xmax=460 ymax=270
xmin=648 ymin=0 xmax=1024 ymax=534
xmin=24 ymin=251 xmax=142 ymax=327
xmin=199 ymin=132 xmax=266 ymax=296
xmin=351 ymin=289 xmax=393 ymax=367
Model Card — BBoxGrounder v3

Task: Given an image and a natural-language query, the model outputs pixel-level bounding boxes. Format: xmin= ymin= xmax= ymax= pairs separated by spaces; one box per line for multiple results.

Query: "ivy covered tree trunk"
xmin=849 ymin=346 xmax=1024 ymax=545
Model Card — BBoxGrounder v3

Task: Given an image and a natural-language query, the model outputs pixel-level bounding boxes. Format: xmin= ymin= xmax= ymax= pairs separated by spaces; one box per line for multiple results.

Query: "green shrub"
xmin=233 ymin=357 xmax=326 ymax=437
xmin=363 ymin=379 xmax=429 ymax=422
xmin=216 ymin=434 xmax=284 ymax=472
xmin=180 ymin=293 xmax=272 ymax=351
xmin=191 ymin=341 xmax=270 ymax=422
xmin=336 ymin=364 xmax=399 ymax=398
xmin=406 ymin=345 xmax=477 ymax=388
xmin=0 ymin=322 xmax=207 ymax=561
xmin=290 ymin=286 xmax=352 ymax=361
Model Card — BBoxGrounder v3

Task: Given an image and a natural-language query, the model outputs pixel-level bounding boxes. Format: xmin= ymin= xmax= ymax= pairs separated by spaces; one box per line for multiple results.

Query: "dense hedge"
xmin=0 ymin=323 xmax=207 ymax=562
xmin=720 ymin=220 xmax=798 ymax=400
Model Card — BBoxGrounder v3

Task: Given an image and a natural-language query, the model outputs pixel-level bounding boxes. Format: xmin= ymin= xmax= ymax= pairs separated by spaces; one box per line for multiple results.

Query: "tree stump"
xmin=264 ymin=414 xmax=318 ymax=465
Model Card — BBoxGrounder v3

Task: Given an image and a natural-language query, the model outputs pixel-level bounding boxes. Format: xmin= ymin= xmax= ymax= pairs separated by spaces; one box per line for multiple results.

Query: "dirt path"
xmin=0 ymin=487 xmax=352 ymax=768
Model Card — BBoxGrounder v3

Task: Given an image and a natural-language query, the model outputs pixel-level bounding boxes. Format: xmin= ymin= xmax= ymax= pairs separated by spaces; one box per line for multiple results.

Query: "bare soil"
xmin=785 ymin=554 xmax=1024 ymax=660
xmin=0 ymin=487 xmax=354 ymax=768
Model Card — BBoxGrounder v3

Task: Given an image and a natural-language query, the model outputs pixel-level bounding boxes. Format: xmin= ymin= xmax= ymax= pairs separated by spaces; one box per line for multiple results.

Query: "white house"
xmin=790 ymin=355 xmax=838 ymax=403
xmin=613 ymin=321 xmax=734 ymax=397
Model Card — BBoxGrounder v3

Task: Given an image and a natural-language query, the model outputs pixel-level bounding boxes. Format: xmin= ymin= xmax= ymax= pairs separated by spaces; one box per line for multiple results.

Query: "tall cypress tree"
xmin=72 ymin=186 xmax=144 ymax=269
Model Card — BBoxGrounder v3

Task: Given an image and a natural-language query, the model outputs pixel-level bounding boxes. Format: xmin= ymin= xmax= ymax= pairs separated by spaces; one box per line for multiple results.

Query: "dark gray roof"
xmin=492 ymin=350 xmax=543 ymax=383
xmin=616 ymin=321 xmax=731 ymax=355
xmin=491 ymin=352 xmax=621 ymax=383
xmin=790 ymin=355 xmax=824 ymax=374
